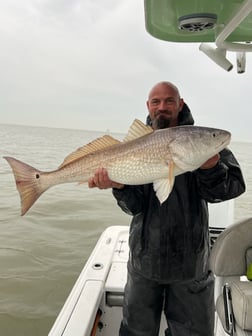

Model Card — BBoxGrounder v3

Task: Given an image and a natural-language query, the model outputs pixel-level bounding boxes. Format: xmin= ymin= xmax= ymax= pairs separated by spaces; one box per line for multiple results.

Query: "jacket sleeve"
xmin=112 ymin=185 xmax=145 ymax=215
xmin=194 ymin=148 xmax=246 ymax=203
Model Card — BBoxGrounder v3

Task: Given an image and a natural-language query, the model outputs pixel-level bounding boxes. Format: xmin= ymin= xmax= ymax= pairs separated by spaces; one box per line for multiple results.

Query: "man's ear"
xmin=179 ymin=98 xmax=184 ymax=111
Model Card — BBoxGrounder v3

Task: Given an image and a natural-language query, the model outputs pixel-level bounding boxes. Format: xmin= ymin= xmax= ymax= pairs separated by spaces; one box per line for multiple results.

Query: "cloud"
xmin=0 ymin=0 xmax=252 ymax=141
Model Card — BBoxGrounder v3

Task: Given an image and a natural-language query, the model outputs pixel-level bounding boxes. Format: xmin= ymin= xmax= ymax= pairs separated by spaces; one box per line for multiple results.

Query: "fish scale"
xmin=4 ymin=119 xmax=231 ymax=215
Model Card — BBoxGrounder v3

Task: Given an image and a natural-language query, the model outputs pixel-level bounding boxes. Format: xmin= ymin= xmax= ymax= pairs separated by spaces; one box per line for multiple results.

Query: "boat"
xmin=49 ymin=1 xmax=252 ymax=335
xmin=49 ymin=202 xmax=240 ymax=336
xmin=144 ymin=0 xmax=252 ymax=73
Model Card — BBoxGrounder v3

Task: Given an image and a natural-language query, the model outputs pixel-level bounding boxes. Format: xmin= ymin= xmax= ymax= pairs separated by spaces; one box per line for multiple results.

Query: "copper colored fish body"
xmin=4 ymin=119 xmax=231 ymax=215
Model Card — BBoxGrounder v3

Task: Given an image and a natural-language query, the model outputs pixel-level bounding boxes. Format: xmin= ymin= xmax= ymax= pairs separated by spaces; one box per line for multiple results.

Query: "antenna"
xmin=236 ymin=52 xmax=246 ymax=73
xmin=199 ymin=44 xmax=233 ymax=72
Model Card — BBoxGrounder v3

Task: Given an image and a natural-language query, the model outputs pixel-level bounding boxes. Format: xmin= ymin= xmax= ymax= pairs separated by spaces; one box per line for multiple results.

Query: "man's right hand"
xmin=88 ymin=168 xmax=125 ymax=190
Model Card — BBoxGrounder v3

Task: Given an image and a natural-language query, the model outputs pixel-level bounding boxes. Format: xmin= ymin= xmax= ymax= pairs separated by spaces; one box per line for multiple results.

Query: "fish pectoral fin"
xmin=172 ymin=156 xmax=197 ymax=172
xmin=59 ymin=135 xmax=121 ymax=168
xmin=153 ymin=175 xmax=175 ymax=204
xmin=123 ymin=119 xmax=153 ymax=142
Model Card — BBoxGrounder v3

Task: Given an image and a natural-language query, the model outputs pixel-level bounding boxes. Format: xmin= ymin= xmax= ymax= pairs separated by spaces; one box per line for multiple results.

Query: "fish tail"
xmin=4 ymin=156 xmax=49 ymax=216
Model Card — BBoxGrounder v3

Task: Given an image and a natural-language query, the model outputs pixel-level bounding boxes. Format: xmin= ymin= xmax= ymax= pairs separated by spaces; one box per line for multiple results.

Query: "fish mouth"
xmin=216 ymin=134 xmax=231 ymax=150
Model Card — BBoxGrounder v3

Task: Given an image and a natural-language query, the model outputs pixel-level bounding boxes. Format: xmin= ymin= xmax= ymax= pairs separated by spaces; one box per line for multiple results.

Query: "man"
xmin=88 ymin=81 xmax=245 ymax=336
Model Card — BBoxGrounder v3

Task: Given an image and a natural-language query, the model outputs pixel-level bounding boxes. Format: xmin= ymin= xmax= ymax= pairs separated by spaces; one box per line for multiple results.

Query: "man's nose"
xmin=158 ymin=100 xmax=167 ymax=110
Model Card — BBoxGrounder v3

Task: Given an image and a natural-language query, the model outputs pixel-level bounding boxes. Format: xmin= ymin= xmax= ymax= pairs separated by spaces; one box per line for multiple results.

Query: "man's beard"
xmin=152 ymin=115 xmax=171 ymax=129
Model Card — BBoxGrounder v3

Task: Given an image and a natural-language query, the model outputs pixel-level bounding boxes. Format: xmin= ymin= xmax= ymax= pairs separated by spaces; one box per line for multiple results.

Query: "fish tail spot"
xmin=4 ymin=156 xmax=49 ymax=215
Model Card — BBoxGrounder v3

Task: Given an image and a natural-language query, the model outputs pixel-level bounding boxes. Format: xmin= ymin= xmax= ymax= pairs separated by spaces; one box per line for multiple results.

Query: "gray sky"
xmin=1 ymin=0 xmax=252 ymax=141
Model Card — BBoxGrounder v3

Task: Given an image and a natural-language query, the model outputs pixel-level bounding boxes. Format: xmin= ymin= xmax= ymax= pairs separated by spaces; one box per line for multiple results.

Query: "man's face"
xmin=147 ymin=84 xmax=184 ymax=130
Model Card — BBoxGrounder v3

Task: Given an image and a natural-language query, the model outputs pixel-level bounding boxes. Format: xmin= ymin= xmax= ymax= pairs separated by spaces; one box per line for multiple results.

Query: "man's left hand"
xmin=200 ymin=154 xmax=220 ymax=170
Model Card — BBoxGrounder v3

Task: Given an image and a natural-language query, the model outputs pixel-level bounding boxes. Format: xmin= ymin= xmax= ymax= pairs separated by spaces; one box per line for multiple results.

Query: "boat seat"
xmin=210 ymin=217 xmax=252 ymax=336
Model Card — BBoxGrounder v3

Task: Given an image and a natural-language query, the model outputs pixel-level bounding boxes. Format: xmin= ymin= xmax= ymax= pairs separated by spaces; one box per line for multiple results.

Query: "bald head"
xmin=148 ymin=82 xmax=181 ymax=101
xmin=147 ymin=81 xmax=184 ymax=129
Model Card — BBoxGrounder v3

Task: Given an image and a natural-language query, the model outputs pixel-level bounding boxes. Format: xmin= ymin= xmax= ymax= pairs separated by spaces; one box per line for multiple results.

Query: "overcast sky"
xmin=1 ymin=0 xmax=252 ymax=141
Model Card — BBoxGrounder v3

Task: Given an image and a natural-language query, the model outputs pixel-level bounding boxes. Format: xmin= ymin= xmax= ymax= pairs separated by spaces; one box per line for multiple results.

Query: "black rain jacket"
xmin=112 ymin=105 xmax=246 ymax=283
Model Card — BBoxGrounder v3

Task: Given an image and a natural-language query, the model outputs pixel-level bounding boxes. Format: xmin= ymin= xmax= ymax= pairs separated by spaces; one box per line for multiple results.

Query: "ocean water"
xmin=0 ymin=123 xmax=251 ymax=336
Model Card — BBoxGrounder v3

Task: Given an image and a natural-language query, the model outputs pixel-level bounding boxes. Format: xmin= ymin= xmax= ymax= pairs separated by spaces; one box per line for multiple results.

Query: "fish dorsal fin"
xmin=59 ymin=135 xmax=121 ymax=168
xmin=123 ymin=119 xmax=153 ymax=142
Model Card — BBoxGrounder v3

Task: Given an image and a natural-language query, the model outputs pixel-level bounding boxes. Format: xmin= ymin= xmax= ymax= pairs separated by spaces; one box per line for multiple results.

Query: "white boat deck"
xmin=48 ymin=226 xmax=126 ymax=335
xmin=49 ymin=225 xmax=167 ymax=335
xmin=49 ymin=202 xmax=234 ymax=336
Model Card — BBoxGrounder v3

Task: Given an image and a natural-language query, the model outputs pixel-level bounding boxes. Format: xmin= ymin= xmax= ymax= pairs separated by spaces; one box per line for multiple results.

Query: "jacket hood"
xmin=178 ymin=102 xmax=194 ymax=126
xmin=146 ymin=102 xmax=194 ymax=127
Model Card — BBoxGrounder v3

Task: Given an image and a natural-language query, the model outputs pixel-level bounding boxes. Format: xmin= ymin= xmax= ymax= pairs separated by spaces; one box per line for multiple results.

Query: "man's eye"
xmin=166 ymin=99 xmax=175 ymax=105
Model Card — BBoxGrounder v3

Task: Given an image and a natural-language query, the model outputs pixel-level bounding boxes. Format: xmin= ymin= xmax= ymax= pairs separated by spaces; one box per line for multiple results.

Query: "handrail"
xmin=216 ymin=0 xmax=252 ymax=52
